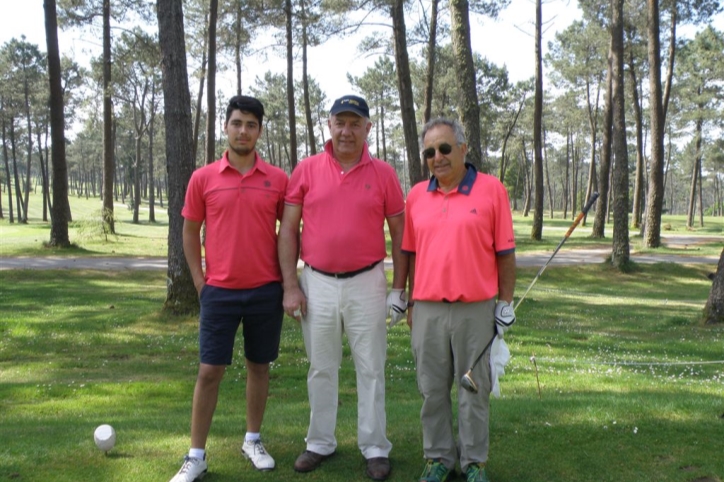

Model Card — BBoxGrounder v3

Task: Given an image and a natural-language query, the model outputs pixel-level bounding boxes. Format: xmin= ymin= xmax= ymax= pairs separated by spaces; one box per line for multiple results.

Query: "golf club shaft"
xmin=514 ymin=191 xmax=599 ymax=311
xmin=462 ymin=192 xmax=599 ymax=390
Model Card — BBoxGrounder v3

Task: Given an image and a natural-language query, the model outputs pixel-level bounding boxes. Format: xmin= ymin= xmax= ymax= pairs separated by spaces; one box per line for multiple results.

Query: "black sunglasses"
xmin=422 ymin=143 xmax=453 ymax=160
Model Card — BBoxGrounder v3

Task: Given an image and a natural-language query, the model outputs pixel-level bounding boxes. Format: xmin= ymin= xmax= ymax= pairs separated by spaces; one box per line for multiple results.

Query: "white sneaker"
xmin=169 ymin=456 xmax=207 ymax=482
xmin=242 ymin=439 xmax=275 ymax=471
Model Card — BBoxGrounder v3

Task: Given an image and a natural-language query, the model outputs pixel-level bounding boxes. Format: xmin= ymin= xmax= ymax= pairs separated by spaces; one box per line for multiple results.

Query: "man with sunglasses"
xmin=402 ymin=118 xmax=516 ymax=482
xmin=278 ymin=95 xmax=407 ymax=481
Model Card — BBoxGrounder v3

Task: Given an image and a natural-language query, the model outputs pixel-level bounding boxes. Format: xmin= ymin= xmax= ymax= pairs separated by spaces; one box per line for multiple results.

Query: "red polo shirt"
xmin=285 ymin=141 xmax=405 ymax=273
xmin=402 ymin=164 xmax=515 ymax=302
xmin=182 ymin=151 xmax=288 ymax=289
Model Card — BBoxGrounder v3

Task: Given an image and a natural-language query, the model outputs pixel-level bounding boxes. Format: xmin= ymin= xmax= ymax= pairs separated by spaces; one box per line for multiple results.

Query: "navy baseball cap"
xmin=330 ymin=95 xmax=370 ymax=118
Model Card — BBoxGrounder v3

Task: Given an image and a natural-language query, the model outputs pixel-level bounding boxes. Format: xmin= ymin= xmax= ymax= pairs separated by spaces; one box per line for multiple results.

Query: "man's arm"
xmin=278 ymin=203 xmax=306 ymax=319
xmin=182 ymin=219 xmax=205 ymax=295
xmin=496 ymin=252 xmax=516 ymax=303
xmin=386 ymin=213 xmax=408 ymax=290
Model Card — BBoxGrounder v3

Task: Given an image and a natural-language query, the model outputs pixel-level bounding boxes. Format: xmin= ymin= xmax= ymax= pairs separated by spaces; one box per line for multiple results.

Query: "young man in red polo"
xmin=170 ymin=96 xmax=288 ymax=482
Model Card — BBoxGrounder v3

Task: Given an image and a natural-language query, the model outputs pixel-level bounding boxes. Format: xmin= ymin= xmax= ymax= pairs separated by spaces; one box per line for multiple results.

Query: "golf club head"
xmin=460 ymin=371 xmax=478 ymax=393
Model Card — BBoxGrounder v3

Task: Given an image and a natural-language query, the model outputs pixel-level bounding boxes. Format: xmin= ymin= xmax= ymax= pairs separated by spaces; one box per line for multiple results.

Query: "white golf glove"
xmin=494 ymin=300 xmax=516 ymax=335
xmin=489 ymin=335 xmax=511 ymax=397
xmin=386 ymin=289 xmax=408 ymax=328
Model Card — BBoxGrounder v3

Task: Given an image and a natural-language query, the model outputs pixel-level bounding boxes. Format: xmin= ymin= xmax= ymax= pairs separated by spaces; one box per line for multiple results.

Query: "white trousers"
xmin=299 ymin=263 xmax=392 ymax=458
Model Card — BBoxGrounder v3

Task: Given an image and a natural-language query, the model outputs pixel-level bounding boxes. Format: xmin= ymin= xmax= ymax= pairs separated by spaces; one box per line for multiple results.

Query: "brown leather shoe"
xmin=366 ymin=457 xmax=391 ymax=481
xmin=293 ymin=450 xmax=334 ymax=472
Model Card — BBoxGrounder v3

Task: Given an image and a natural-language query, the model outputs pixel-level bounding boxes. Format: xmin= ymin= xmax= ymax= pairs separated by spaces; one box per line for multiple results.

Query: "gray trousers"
xmin=411 ymin=299 xmax=495 ymax=471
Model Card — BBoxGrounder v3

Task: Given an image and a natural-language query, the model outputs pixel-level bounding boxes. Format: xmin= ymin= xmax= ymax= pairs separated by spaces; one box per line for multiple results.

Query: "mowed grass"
xmin=1 ymin=263 xmax=723 ymax=482
xmin=1 ymin=192 xmax=722 ymax=258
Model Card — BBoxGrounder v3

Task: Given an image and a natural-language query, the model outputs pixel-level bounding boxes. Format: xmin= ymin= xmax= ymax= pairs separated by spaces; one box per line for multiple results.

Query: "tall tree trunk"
xmin=10 ymin=120 xmax=25 ymax=221
xmin=686 ymin=116 xmax=703 ymax=228
xmin=593 ymin=42 xmax=614 ymax=238
xmin=450 ymin=0 xmax=483 ymax=172
xmin=391 ymin=0 xmax=423 ymax=186
xmin=584 ymin=80 xmax=600 ymax=226
xmin=423 ymin=0 xmax=439 ymax=138
xmin=205 ymin=0 xmax=218 ymax=165
xmin=610 ymin=0 xmax=630 ymax=268
xmin=45 ymin=0 xmax=71 ymax=246
xmin=192 ymin=13 xmax=207 ymax=166
xmin=499 ymin=95 xmax=525 ymax=182
xmin=2 ymin=113 xmax=15 ymax=223
xmin=157 ymin=0 xmax=198 ymax=314
xmin=22 ymin=76 xmax=33 ymax=223
xmin=543 ymin=127 xmax=554 ymax=218
xmin=235 ymin=5 xmax=242 ymax=96
xmin=285 ymin=0 xmax=298 ymax=169
xmin=36 ymin=128 xmax=49 ymax=222
xmin=644 ymin=0 xmax=665 ymax=248
xmin=148 ymin=83 xmax=156 ymax=223
xmin=628 ymin=51 xmax=645 ymax=229
xmin=102 ymin=0 xmax=115 ymax=233
xmin=531 ymin=0 xmax=543 ymax=240
xmin=301 ymin=3 xmax=316 ymax=156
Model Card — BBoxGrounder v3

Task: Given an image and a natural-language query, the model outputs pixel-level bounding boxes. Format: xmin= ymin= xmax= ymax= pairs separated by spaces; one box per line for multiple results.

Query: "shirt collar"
xmin=427 ymin=162 xmax=477 ymax=195
xmin=217 ymin=151 xmax=267 ymax=175
xmin=323 ymin=140 xmax=372 ymax=167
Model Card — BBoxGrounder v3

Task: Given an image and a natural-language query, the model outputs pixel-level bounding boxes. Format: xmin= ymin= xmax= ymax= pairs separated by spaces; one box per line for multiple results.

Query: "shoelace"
xmin=421 ymin=460 xmax=447 ymax=479
xmin=179 ymin=457 xmax=200 ymax=474
xmin=251 ymin=440 xmax=267 ymax=455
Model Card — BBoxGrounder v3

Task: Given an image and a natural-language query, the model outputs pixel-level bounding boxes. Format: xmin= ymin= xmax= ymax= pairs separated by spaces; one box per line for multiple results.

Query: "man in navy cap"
xmin=279 ymin=95 xmax=408 ymax=480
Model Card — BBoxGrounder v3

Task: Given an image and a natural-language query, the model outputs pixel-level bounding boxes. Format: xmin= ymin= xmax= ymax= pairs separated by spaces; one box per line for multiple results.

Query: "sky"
xmin=1 ymin=0 xmax=722 ymax=109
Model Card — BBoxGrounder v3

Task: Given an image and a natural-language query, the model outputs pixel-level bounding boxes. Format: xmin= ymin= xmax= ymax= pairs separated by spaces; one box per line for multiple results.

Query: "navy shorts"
xmin=198 ymin=282 xmax=283 ymax=365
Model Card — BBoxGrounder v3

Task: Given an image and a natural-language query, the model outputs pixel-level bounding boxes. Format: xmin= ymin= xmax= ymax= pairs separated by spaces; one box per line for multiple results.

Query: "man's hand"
xmin=386 ymin=289 xmax=408 ymax=327
xmin=283 ymin=285 xmax=307 ymax=322
xmin=494 ymin=300 xmax=516 ymax=334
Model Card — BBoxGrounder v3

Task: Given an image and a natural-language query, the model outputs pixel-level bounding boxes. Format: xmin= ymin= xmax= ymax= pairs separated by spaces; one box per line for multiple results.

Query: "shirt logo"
xmin=264 ymin=180 xmax=271 ymax=187
xmin=365 ymin=184 xmax=371 ymax=190
xmin=470 ymin=208 xmax=478 ymax=215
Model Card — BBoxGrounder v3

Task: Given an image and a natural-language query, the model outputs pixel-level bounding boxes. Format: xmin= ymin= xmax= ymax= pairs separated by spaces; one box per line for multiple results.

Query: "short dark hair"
xmin=226 ymin=95 xmax=265 ymax=124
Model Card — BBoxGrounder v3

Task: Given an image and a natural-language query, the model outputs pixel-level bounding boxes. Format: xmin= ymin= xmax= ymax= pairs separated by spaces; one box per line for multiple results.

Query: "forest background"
xmin=0 ymin=0 xmax=723 ymax=315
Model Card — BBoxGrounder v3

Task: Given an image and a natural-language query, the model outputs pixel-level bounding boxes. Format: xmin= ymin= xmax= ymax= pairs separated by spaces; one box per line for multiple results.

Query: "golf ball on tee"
xmin=94 ymin=424 xmax=116 ymax=452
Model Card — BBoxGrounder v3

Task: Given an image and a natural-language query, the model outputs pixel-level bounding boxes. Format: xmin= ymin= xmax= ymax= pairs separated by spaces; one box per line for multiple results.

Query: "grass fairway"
xmin=1 ymin=264 xmax=722 ymax=482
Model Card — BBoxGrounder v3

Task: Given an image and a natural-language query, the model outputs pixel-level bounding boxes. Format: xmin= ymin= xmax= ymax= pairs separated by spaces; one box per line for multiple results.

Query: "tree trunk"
xmin=450 ymin=0 xmax=483 ymax=172
xmin=703 ymin=248 xmax=724 ymax=324
xmin=423 ymin=0 xmax=439 ymax=129
xmin=10 ymin=120 xmax=25 ymax=221
xmin=205 ymin=0 xmax=218 ymax=165
xmin=301 ymin=4 xmax=316 ymax=156
xmin=22 ymin=73 xmax=33 ymax=223
xmin=157 ymin=0 xmax=198 ymax=314
xmin=610 ymin=0 xmax=630 ymax=269
xmin=235 ymin=6 xmax=242 ymax=95
xmin=102 ymin=0 xmax=115 ymax=233
xmin=2 ymin=113 xmax=15 ymax=223
xmin=644 ymin=0 xmax=665 ymax=248
xmin=686 ymin=122 xmax=700 ymax=228
xmin=391 ymin=0 xmax=423 ymax=186
xmin=531 ymin=0 xmax=543 ymax=240
xmin=45 ymin=0 xmax=71 ymax=246
xmin=192 ymin=14 xmax=207 ymax=166
xmin=285 ymin=0 xmax=298 ymax=169
xmin=628 ymin=51 xmax=645 ymax=229
xmin=593 ymin=41 xmax=614 ymax=238
xmin=36 ymin=128 xmax=49 ymax=222
xmin=148 ymin=83 xmax=156 ymax=223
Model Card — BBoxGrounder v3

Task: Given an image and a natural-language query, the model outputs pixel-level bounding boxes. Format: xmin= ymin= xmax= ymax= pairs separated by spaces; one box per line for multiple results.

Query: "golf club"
xmin=460 ymin=192 xmax=600 ymax=394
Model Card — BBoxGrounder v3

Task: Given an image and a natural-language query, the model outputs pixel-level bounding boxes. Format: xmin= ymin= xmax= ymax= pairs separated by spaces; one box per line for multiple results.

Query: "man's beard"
xmin=229 ymin=144 xmax=254 ymax=156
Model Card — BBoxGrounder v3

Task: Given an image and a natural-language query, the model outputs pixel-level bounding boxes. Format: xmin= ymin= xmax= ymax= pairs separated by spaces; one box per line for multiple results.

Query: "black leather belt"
xmin=305 ymin=260 xmax=381 ymax=279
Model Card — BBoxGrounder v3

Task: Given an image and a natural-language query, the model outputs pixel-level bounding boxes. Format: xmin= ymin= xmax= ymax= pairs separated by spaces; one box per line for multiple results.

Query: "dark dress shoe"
xmin=293 ymin=450 xmax=334 ymax=472
xmin=366 ymin=457 xmax=391 ymax=481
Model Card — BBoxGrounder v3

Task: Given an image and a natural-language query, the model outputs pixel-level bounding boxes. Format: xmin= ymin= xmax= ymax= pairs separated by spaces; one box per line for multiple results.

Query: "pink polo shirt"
xmin=402 ymin=165 xmax=515 ymax=302
xmin=182 ymin=151 xmax=288 ymax=289
xmin=285 ymin=141 xmax=405 ymax=273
